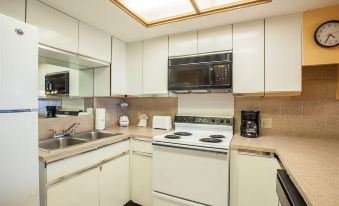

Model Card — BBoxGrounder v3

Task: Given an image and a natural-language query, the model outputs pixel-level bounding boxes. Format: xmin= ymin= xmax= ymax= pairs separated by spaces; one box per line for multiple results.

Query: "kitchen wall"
xmin=178 ymin=93 xmax=234 ymax=116
xmin=234 ymin=64 xmax=339 ymax=137
xmin=127 ymin=97 xmax=178 ymax=127
xmin=94 ymin=97 xmax=178 ymax=128
xmin=303 ymin=5 xmax=339 ymax=66
xmin=39 ymin=115 xmax=94 ymax=140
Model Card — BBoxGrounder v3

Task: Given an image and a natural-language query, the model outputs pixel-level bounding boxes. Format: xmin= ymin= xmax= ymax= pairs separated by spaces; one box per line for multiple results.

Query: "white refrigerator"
xmin=0 ymin=14 xmax=39 ymax=206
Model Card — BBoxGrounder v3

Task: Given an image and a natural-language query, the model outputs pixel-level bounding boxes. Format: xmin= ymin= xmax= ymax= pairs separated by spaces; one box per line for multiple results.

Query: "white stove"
xmin=152 ymin=116 xmax=233 ymax=206
xmin=153 ymin=116 xmax=233 ymax=152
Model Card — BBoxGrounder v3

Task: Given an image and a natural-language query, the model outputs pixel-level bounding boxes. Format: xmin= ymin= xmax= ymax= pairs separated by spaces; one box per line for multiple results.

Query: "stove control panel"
xmin=174 ymin=116 xmax=233 ymax=126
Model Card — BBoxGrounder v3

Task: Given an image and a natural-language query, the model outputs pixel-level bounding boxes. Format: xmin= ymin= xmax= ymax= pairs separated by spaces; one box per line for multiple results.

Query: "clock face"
xmin=314 ymin=20 xmax=339 ymax=47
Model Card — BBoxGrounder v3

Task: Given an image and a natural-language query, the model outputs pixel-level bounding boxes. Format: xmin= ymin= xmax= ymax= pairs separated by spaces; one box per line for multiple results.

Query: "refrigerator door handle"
xmin=0 ymin=109 xmax=37 ymax=113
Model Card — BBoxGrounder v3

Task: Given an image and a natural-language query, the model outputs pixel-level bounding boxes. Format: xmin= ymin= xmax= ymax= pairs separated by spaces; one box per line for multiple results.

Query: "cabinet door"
xmin=79 ymin=22 xmax=111 ymax=62
xmin=198 ymin=25 xmax=232 ymax=53
xmin=265 ymin=13 xmax=302 ymax=94
xmin=0 ymin=0 xmax=25 ymax=21
xmin=237 ymin=153 xmax=281 ymax=206
xmin=100 ymin=153 xmax=130 ymax=206
xmin=132 ymin=152 xmax=152 ymax=206
xmin=169 ymin=31 xmax=197 ymax=56
xmin=26 ymin=0 xmax=78 ymax=53
xmin=47 ymin=167 xmax=100 ymax=206
xmin=126 ymin=41 xmax=143 ymax=96
xmin=233 ymin=20 xmax=264 ymax=95
xmin=142 ymin=36 xmax=168 ymax=95
xmin=94 ymin=67 xmax=110 ymax=97
xmin=111 ymin=37 xmax=127 ymax=95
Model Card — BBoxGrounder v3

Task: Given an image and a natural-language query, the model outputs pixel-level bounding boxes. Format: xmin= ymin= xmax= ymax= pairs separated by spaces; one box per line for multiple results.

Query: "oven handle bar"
xmin=152 ymin=142 xmax=228 ymax=154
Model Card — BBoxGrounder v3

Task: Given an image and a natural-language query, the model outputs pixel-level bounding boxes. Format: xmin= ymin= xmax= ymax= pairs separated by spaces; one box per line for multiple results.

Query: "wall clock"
xmin=314 ymin=20 xmax=338 ymax=47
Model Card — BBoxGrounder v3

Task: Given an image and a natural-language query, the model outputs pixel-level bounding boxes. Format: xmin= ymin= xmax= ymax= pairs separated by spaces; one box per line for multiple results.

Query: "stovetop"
xmin=153 ymin=116 xmax=233 ymax=150
xmin=153 ymin=129 xmax=233 ymax=150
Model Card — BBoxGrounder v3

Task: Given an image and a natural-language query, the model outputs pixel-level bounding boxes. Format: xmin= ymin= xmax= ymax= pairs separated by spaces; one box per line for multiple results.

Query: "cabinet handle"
xmin=46 ymin=151 xmax=129 ymax=188
xmin=133 ymin=151 xmax=152 ymax=157
xmin=15 ymin=28 xmax=24 ymax=35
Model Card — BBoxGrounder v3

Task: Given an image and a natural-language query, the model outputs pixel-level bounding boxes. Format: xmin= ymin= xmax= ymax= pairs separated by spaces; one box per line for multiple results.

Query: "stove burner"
xmin=173 ymin=132 xmax=192 ymax=136
xmin=199 ymin=138 xmax=223 ymax=143
xmin=164 ymin=135 xmax=181 ymax=139
xmin=209 ymin=135 xmax=225 ymax=138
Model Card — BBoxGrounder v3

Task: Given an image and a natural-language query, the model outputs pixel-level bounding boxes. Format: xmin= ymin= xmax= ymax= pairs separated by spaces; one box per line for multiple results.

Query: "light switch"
xmin=261 ymin=118 xmax=272 ymax=128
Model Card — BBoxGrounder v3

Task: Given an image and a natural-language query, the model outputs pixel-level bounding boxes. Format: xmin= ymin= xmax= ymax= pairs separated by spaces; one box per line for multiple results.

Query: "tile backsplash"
xmin=234 ymin=64 xmax=339 ymax=137
xmin=39 ymin=115 xmax=94 ymax=140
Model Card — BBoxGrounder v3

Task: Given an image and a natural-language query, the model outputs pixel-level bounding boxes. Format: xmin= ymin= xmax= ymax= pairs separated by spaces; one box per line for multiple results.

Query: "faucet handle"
xmin=49 ymin=129 xmax=57 ymax=138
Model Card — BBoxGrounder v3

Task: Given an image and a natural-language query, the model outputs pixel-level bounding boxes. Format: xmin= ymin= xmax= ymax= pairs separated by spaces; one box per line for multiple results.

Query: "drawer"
xmin=133 ymin=138 xmax=153 ymax=154
xmin=46 ymin=140 xmax=129 ymax=183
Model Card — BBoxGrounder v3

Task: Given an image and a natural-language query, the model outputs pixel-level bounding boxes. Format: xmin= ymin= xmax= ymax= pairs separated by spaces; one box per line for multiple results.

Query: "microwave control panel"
xmin=214 ymin=64 xmax=231 ymax=86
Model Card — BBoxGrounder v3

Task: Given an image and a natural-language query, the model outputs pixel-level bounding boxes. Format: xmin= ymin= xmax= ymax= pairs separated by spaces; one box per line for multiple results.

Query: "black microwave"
xmin=168 ymin=52 xmax=232 ymax=93
xmin=45 ymin=72 xmax=69 ymax=95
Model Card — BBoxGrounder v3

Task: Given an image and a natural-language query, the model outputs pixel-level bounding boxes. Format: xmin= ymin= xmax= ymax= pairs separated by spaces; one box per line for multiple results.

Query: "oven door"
xmin=168 ymin=64 xmax=213 ymax=91
xmin=153 ymin=144 xmax=229 ymax=206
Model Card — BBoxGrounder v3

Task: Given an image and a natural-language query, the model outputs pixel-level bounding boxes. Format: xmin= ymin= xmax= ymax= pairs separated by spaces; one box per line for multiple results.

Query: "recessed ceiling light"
xmin=111 ymin=0 xmax=271 ymax=27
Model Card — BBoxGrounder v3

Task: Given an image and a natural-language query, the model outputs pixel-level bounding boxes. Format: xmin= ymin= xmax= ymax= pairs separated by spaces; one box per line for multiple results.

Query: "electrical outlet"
xmin=261 ymin=118 xmax=272 ymax=128
xmin=106 ymin=115 xmax=110 ymax=122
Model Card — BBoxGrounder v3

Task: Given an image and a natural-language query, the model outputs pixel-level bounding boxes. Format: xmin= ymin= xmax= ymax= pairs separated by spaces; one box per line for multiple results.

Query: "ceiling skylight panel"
xmin=118 ymin=0 xmax=196 ymax=22
xmin=195 ymin=0 xmax=243 ymax=10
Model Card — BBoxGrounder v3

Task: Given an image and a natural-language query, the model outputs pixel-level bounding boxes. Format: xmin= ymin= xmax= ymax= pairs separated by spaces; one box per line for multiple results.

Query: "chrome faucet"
xmin=63 ymin=122 xmax=80 ymax=136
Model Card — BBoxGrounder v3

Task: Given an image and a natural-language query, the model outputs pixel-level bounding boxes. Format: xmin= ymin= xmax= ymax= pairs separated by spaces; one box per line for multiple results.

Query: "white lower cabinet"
xmin=41 ymin=140 xmax=130 ymax=206
xmin=100 ymin=153 xmax=130 ymax=206
xmin=230 ymin=150 xmax=281 ymax=206
xmin=132 ymin=152 xmax=152 ymax=206
xmin=47 ymin=167 xmax=100 ymax=206
xmin=131 ymin=138 xmax=153 ymax=206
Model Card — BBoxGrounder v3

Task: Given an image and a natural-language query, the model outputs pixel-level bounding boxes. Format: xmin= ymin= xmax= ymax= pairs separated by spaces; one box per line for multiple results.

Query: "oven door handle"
xmin=152 ymin=142 xmax=228 ymax=155
xmin=276 ymin=169 xmax=307 ymax=206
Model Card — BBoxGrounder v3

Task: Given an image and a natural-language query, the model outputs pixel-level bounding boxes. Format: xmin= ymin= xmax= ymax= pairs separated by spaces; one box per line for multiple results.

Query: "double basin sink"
xmin=39 ymin=131 xmax=122 ymax=151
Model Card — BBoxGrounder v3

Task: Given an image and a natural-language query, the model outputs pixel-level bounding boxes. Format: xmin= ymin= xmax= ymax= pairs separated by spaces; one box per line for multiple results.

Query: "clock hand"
xmin=325 ymin=34 xmax=330 ymax=43
xmin=329 ymin=34 xmax=335 ymax=38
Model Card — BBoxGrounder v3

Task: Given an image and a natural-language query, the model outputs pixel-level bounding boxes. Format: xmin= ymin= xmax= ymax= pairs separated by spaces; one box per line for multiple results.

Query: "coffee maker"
xmin=46 ymin=106 xmax=57 ymax=118
xmin=240 ymin=111 xmax=260 ymax=138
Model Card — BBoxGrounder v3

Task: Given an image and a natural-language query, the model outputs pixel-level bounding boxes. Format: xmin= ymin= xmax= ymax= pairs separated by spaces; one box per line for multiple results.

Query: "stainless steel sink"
xmin=73 ymin=131 xmax=122 ymax=141
xmin=39 ymin=137 xmax=88 ymax=151
xmin=39 ymin=131 xmax=123 ymax=151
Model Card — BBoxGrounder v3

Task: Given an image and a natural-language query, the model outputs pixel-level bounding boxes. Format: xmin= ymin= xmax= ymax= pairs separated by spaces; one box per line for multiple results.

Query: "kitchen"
xmin=0 ymin=0 xmax=338 ymax=206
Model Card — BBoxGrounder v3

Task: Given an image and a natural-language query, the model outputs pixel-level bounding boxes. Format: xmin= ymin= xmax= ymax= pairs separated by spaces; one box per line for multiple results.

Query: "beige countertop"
xmin=105 ymin=126 xmax=170 ymax=140
xmin=39 ymin=126 xmax=169 ymax=163
xmin=231 ymin=134 xmax=339 ymax=206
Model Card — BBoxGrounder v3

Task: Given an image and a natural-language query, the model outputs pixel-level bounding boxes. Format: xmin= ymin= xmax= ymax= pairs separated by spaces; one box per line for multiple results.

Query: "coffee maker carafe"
xmin=240 ymin=111 xmax=260 ymax=138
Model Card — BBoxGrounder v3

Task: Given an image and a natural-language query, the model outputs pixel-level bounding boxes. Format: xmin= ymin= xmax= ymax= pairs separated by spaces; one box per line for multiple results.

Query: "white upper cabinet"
xmin=94 ymin=67 xmax=111 ymax=97
xmin=265 ymin=13 xmax=302 ymax=94
xmin=142 ymin=36 xmax=168 ymax=95
xmin=26 ymin=0 xmax=78 ymax=53
xmin=111 ymin=37 xmax=127 ymax=95
xmin=198 ymin=25 xmax=232 ymax=53
xmin=169 ymin=31 xmax=197 ymax=57
xmin=79 ymin=22 xmax=111 ymax=62
xmin=233 ymin=20 xmax=265 ymax=95
xmin=126 ymin=41 xmax=143 ymax=96
xmin=0 ymin=0 xmax=26 ymax=22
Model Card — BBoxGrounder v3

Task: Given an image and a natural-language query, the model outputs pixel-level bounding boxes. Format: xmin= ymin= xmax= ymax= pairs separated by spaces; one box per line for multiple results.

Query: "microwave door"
xmin=168 ymin=65 xmax=213 ymax=91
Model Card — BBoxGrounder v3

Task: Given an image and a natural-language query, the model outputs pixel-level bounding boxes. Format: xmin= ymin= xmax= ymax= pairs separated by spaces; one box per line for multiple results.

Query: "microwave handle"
xmin=47 ymin=81 xmax=53 ymax=91
xmin=209 ymin=66 xmax=214 ymax=85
